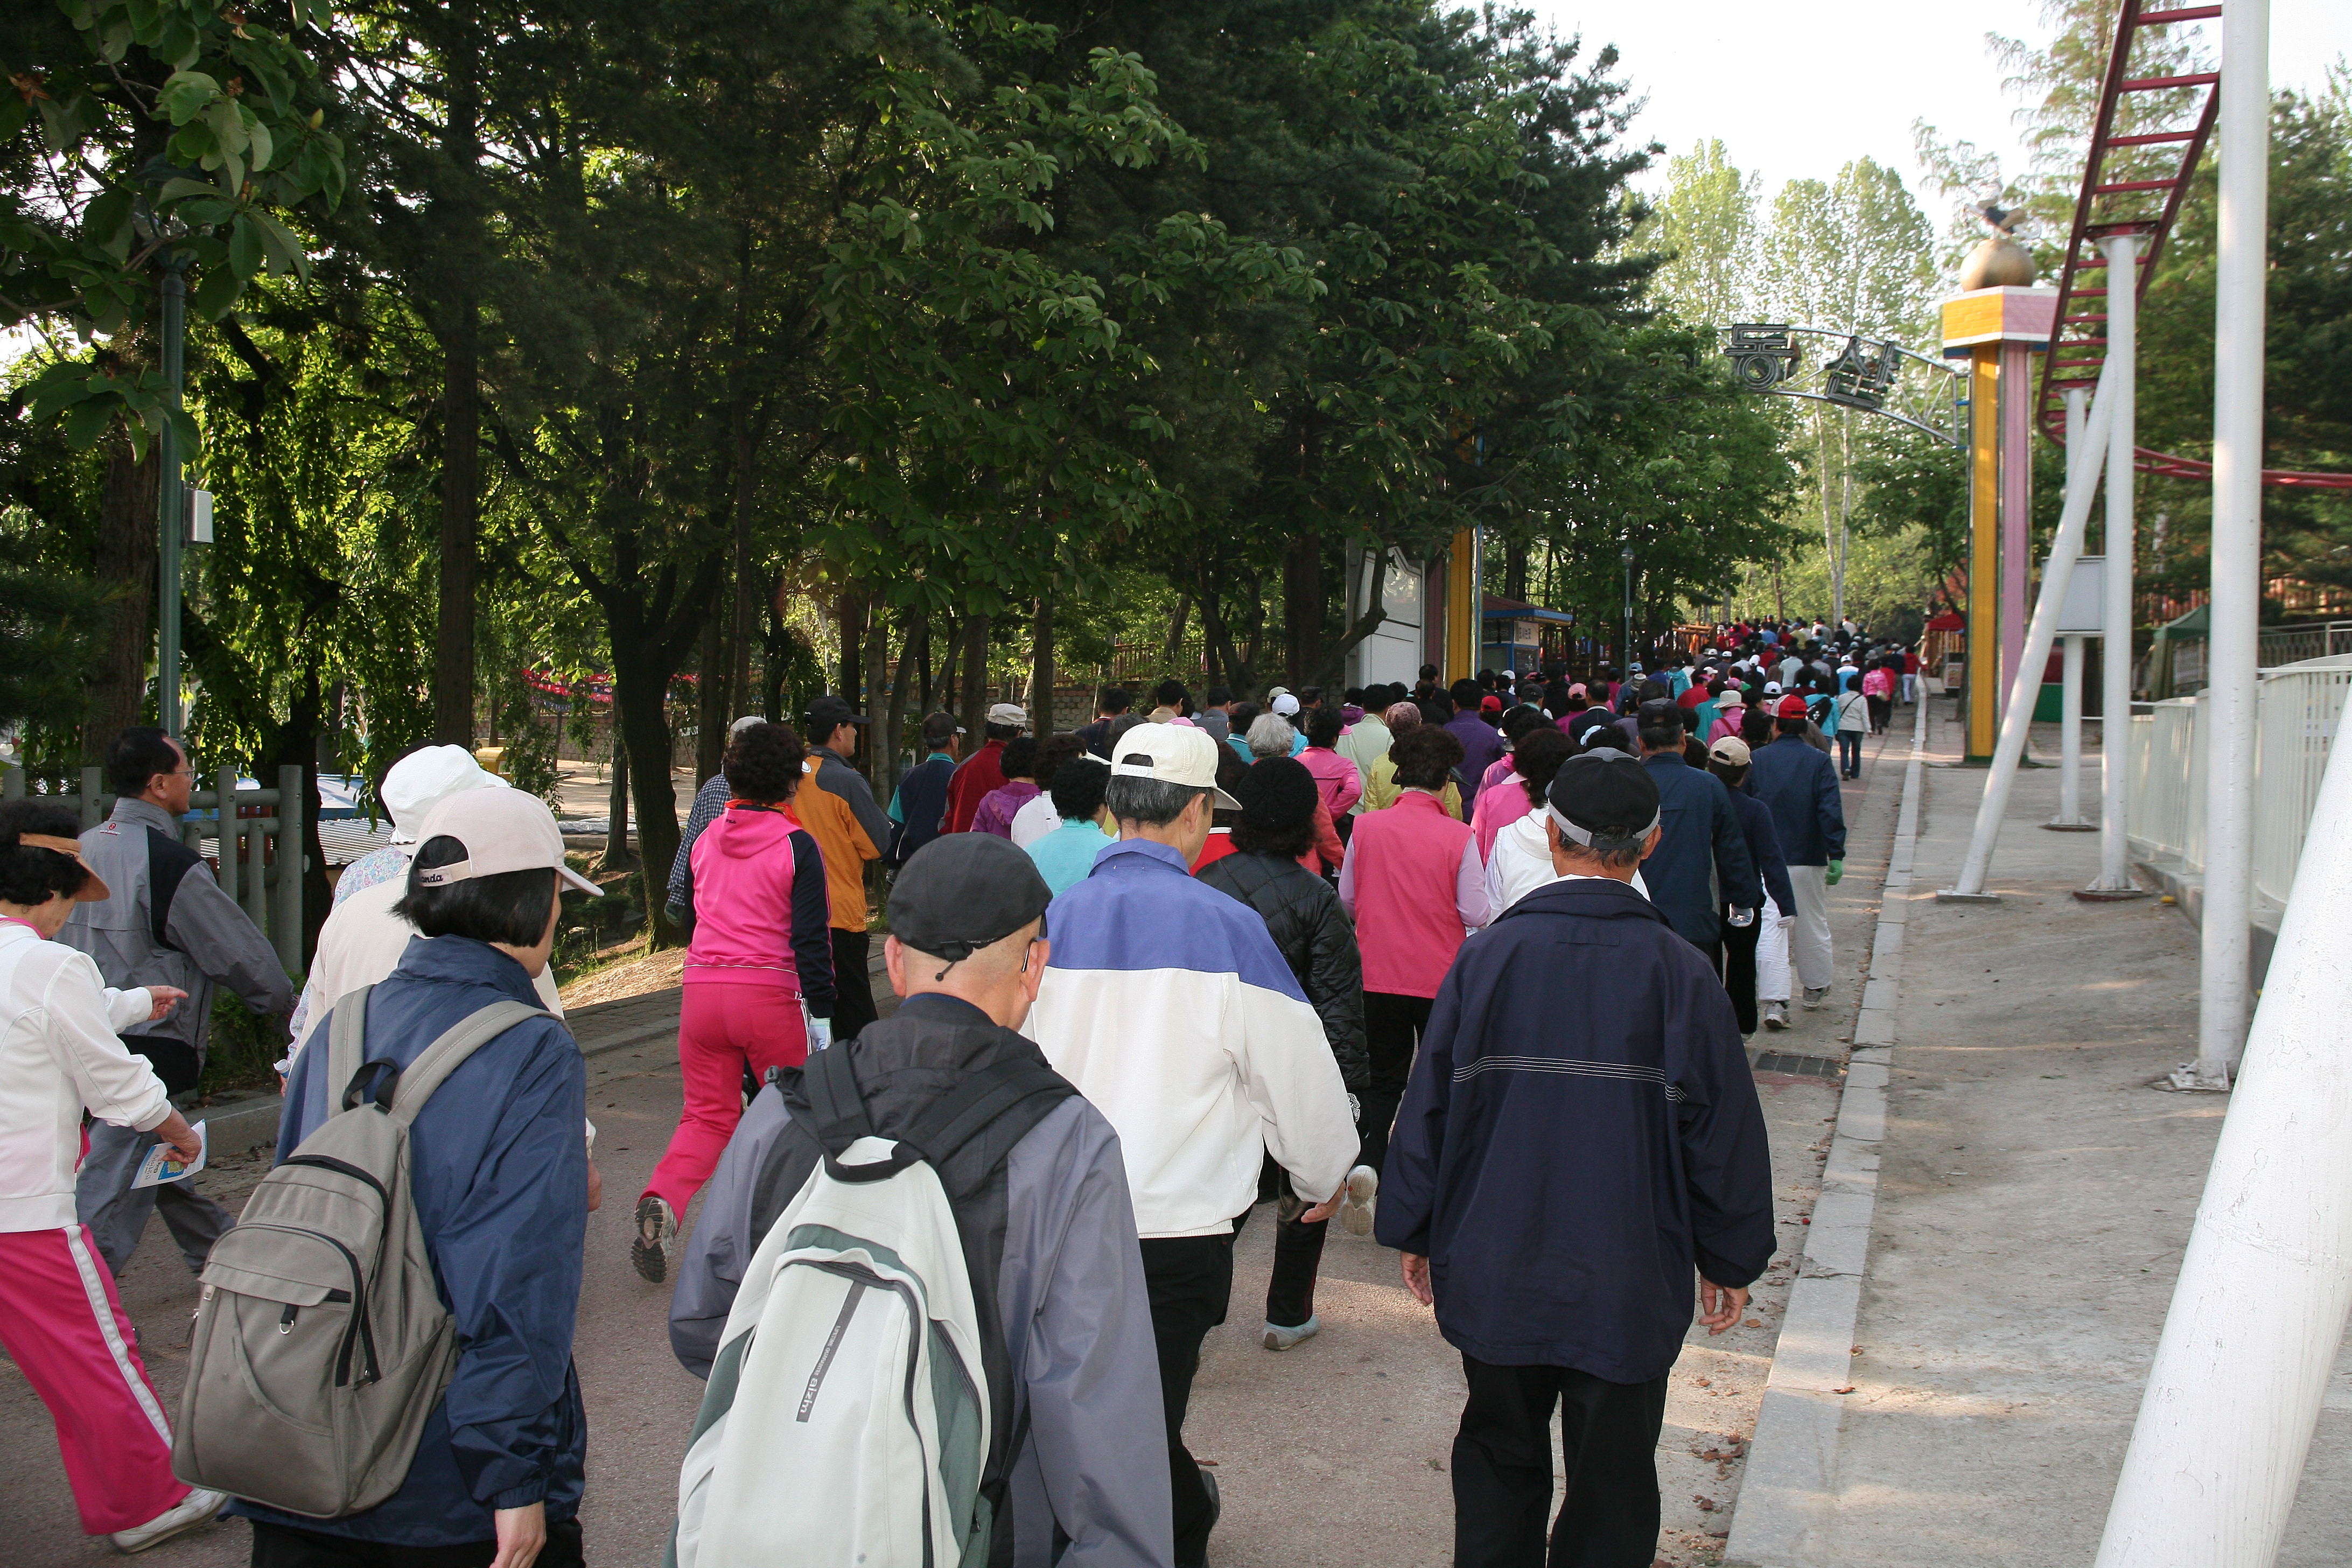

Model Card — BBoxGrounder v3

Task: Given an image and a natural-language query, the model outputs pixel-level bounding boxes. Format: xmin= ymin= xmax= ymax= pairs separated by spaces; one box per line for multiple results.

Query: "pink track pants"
xmin=0 ymin=1222 xmax=190 ymax=1533
xmin=643 ymin=981 xmax=809 ymax=1214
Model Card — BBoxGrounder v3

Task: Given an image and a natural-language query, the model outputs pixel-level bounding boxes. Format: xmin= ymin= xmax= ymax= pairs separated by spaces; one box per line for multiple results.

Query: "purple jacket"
xmin=1444 ymin=711 xmax=1508 ymax=803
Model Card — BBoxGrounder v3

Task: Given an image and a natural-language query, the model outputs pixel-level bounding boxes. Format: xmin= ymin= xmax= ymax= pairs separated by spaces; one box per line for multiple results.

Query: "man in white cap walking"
xmin=1026 ymin=722 xmax=1359 ymax=1568
xmin=948 ymin=702 xmax=1029 ymax=834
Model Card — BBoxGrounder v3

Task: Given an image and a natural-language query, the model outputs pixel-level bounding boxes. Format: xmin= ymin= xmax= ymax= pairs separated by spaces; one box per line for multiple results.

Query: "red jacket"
xmin=944 ymin=740 xmax=1007 ymax=834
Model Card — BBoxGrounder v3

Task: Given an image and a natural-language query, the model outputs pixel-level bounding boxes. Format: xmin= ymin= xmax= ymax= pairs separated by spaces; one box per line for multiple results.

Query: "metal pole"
xmin=2091 ymin=683 xmax=2352 ymax=1568
xmin=1999 ymin=341 xmax=2034 ymax=716
xmin=157 ymin=258 xmax=187 ymax=739
xmin=2195 ymin=0 xmax=2269 ymax=1086
xmin=1941 ymin=351 xmax=2119 ymax=899
xmin=1964 ymin=346 xmax=2001 ymax=759
xmin=2057 ymin=636 xmax=2086 ymax=824
xmin=2096 ymin=234 xmax=2143 ymax=891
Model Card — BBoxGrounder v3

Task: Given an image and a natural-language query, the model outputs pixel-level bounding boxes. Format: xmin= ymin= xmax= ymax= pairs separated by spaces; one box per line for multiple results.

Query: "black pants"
xmin=1255 ymin=1154 xmax=1330 ymax=1328
xmin=1866 ymin=694 xmax=1891 ymax=733
xmin=251 ymin=1518 xmax=585 ymax=1568
xmin=1452 ymin=1356 xmax=1670 ymax=1568
xmin=1361 ymin=991 xmax=1433 ymax=1175
xmin=1837 ymin=730 xmax=1861 ymax=778
xmin=830 ymin=926 xmax=878 ymax=1040
xmin=1139 ymin=1229 xmax=1238 ymax=1567
xmin=1719 ymin=909 xmax=1761 ymax=1034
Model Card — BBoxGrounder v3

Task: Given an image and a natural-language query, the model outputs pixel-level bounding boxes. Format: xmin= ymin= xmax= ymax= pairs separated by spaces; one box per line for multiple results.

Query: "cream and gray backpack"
xmin=173 ymin=985 xmax=545 ymax=1517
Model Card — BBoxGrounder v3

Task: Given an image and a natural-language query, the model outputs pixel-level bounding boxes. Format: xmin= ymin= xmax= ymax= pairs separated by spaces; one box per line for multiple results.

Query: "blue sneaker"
xmin=1261 ymin=1315 xmax=1321 ymax=1351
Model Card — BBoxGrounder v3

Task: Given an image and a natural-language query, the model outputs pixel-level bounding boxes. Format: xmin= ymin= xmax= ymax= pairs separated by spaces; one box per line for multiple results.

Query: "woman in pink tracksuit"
xmin=0 ymin=800 xmax=227 ymax=1553
xmin=633 ymin=722 xmax=837 ymax=1282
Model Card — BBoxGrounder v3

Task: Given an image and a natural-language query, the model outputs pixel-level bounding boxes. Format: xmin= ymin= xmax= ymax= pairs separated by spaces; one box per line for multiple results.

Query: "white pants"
xmin=1756 ymin=893 xmax=1792 ymax=1003
xmin=1786 ymin=863 xmax=1834 ymax=992
xmin=1900 ymin=673 xmax=1916 ymax=704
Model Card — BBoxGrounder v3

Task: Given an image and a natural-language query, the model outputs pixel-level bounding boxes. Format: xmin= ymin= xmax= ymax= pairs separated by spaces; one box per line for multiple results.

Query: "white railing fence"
xmin=2126 ymin=654 xmax=2352 ymax=921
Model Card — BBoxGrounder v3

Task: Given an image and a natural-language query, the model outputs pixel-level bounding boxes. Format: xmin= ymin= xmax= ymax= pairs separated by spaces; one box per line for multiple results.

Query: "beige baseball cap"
xmin=1708 ymin=735 xmax=1753 ymax=766
xmin=412 ymin=788 xmax=602 ymax=896
xmin=1108 ymin=722 xmax=1241 ymax=810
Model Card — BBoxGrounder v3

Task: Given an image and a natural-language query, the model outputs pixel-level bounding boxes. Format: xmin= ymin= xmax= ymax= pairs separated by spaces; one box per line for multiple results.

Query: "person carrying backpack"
xmin=668 ymin=832 xmax=1170 ymax=1567
xmin=212 ymin=787 xmax=597 ymax=1568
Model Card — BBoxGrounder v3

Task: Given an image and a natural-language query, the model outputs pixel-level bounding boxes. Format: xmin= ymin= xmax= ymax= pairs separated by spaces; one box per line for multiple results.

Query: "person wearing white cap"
xmin=946 ymin=702 xmax=1028 ymax=834
xmin=238 ymin=787 xmax=599 ymax=1565
xmin=286 ymin=744 xmax=522 ymax=1054
xmin=1026 ymin=722 xmax=1358 ymax=1567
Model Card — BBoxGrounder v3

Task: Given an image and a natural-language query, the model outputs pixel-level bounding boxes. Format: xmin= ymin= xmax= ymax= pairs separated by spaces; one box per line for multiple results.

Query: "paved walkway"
xmin=1 ymin=727 xmax=1917 ymax=1567
xmin=1728 ymin=702 xmax=2352 ymax=1566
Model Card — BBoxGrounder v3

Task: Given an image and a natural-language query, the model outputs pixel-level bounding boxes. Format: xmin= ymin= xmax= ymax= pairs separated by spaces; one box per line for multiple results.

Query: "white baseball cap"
xmin=381 ymin=745 xmax=509 ymax=843
xmin=1270 ymin=693 xmax=1301 ymax=717
xmin=412 ymin=788 xmax=603 ymax=896
xmin=1108 ymin=723 xmax=1241 ymax=810
xmin=987 ymin=702 xmax=1028 ymax=729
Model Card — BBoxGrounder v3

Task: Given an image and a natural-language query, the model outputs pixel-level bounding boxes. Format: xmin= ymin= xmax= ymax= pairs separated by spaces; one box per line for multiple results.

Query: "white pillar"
xmin=2056 ymin=635 xmax=2087 ymax=824
xmin=2195 ymin=0 xmax=2269 ymax=1084
xmin=1941 ymin=354 xmax=2119 ymax=899
xmin=2091 ymin=688 xmax=2352 ymax=1568
xmin=2095 ymin=240 xmax=2141 ymax=890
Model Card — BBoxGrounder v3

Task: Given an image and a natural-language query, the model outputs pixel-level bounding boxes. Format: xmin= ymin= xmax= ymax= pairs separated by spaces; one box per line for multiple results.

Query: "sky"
xmin=1523 ymin=0 xmax=2349 ymax=209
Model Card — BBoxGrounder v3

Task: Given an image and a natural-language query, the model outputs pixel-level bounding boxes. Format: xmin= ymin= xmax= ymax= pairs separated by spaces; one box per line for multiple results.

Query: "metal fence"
xmin=2 ymin=764 xmax=307 ymax=977
xmin=2126 ymin=653 xmax=2352 ymax=920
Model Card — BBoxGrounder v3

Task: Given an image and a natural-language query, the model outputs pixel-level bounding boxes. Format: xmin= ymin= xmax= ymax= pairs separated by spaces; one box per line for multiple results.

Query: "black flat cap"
xmin=803 ymin=694 xmax=869 ymax=733
xmin=888 ymin=833 xmax=1053 ymax=961
xmin=1546 ymin=753 xmax=1661 ymax=847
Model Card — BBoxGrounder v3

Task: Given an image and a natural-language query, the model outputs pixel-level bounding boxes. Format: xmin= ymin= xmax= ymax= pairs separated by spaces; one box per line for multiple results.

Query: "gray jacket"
xmin=59 ymin=797 xmax=296 ymax=1092
xmin=671 ymin=996 xmax=1171 ymax=1568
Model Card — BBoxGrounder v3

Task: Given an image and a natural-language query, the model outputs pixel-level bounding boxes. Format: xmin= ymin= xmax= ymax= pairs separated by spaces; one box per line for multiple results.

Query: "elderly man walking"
xmin=1746 ymin=694 xmax=1847 ymax=1013
xmin=1026 ymin=723 xmax=1360 ymax=1568
xmin=1378 ymin=754 xmax=1775 ymax=1567
xmin=61 ymin=727 xmax=294 ymax=1276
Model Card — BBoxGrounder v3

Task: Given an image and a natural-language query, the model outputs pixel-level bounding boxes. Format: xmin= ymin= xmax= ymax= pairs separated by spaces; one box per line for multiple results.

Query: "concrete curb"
xmin=1724 ymin=699 xmax=1926 ymax=1568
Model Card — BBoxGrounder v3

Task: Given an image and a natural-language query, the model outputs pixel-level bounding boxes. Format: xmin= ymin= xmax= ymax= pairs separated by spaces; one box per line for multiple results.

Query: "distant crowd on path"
xmin=0 ymin=610 xmax=1908 ymax=1568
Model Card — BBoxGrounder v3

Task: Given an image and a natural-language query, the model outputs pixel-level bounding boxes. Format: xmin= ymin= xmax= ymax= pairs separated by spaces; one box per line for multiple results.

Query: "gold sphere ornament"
xmin=1959 ymin=234 xmax=2036 ymax=290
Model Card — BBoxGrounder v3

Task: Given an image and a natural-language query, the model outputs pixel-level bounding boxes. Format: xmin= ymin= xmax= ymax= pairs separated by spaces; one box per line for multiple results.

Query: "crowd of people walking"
xmin=0 ymin=614 xmax=1909 ymax=1567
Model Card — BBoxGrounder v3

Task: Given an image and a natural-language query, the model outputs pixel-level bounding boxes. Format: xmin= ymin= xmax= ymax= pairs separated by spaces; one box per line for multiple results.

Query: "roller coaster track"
xmin=2038 ymin=0 xmax=2351 ymax=489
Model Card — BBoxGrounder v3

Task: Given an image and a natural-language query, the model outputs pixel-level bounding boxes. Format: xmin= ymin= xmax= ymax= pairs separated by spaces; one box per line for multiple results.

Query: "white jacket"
xmin=1484 ymin=808 xmax=1652 ymax=917
xmin=1027 ymin=838 xmax=1357 ymax=1238
xmin=1 ymin=923 xmax=171 ymax=1231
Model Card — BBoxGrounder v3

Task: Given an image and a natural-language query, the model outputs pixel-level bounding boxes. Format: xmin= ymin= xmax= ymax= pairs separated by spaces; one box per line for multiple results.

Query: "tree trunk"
xmin=885 ymin=614 xmax=918 ymax=806
xmin=1282 ymin=535 xmax=1322 ymax=687
xmin=694 ymin=603 xmax=728 ymax=784
xmin=1504 ymin=545 xmax=1527 ymax=603
xmin=430 ymin=15 xmax=482 ymax=747
xmin=598 ymin=730 xmax=632 ymax=873
xmin=265 ymin=663 xmax=334 ymax=967
xmin=84 ymin=428 xmax=159 ymax=759
xmin=862 ymin=603 xmax=889 ymax=779
xmin=958 ymin=611 xmax=991 ymax=739
xmin=836 ymin=587 xmax=866 ymax=704
xmin=727 ymin=225 xmax=759 ymax=715
xmin=613 ymin=657 xmax=683 ymax=944
xmin=1031 ymin=592 xmax=1055 ymax=735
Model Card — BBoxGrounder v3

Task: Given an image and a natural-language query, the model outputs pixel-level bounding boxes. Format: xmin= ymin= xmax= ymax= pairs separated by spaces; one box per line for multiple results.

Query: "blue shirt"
xmin=234 ymin=935 xmax=588 ymax=1546
xmin=1027 ymin=818 xmax=1118 ymax=895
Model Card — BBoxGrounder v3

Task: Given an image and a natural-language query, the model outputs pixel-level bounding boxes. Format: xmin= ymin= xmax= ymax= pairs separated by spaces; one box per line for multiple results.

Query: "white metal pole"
xmin=2095 ymin=238 xmax=2142 ymax=890
xmin=1941 ymin=355 xmax=2119 ymax=898
xmin=2195 ymin=0 xmax=2269 ymax=1084
xmin=2056 ymin=636 xmax=2086 ymax=824
xmin=2091 ymin=685 xmax=2352 ymax=1568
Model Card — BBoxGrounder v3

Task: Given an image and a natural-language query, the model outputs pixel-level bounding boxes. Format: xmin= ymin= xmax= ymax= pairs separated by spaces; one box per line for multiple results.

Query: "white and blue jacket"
xmin=1027 ymin=838 xmax=1359 ymax=1238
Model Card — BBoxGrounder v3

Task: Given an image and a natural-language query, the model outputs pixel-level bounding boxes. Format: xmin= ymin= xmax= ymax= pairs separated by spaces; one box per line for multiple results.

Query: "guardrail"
xmin=2126 ymin=654 xmax=2352 ymax=921
xmin=2 ymin=764 xmax=307 ymax=977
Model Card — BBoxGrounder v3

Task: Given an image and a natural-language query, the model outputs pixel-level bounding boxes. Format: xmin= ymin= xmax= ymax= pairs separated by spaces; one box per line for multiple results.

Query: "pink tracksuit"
xmin=644 ymin=802 xmax=836 ymax=1214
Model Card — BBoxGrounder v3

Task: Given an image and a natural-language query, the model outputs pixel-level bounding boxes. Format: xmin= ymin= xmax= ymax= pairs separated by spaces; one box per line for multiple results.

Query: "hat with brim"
xmin=381 ymin=744 xmax=510 ymax=844
xmin=18 ymin=834 xmax=110 ymax=902
xmin=412 ymin=788 xmax=602 ymax=897
xmin=889 ymin=834 xmax=1052 ymax=963
xmin=1108 ymin=722 xmax=1242 ymax=810
xmin=1544 ymin=754 xmax=1660 ymax=848
xmin=1718 ymin=687 xmax=1746 ymax=708
xmin=1776 ymin=695 xmax=1811 ymax=719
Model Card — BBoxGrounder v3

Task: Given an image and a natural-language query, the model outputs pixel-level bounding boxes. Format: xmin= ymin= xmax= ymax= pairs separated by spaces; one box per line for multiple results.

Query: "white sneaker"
xmin=1802 ymin=986 xmax=1829 ymax=1011
xmin=111 ymin=1488 xmax=226 ymax=1553
xmin=1262 ymin=1315 xmax=1321 ymax=1351
xmin=632 ymin=1193 xmax=678 ymax=1283
xmin=1339 ymin=1164 xmax=1378 ymax=1236
xmin=1762 ymin=1002 xmax=1790 ymax=1032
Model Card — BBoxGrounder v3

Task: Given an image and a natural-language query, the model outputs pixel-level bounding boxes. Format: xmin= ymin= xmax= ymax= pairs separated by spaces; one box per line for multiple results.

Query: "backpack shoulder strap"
xmin=328 ymin=985 xmax=374 ymax=1112
xmin=902 ymin=1056 xmax=1076 ymax=1199
xmin=387 ymin=1000 xmax=551 ymax=1124
xmin=800 ymin=1037 xmax=877 ymax=1151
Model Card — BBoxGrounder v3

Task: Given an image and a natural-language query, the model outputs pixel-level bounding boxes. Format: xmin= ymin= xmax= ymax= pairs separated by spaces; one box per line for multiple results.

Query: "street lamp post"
xmin=1620 ymin=546 xmax=1636 ymax=679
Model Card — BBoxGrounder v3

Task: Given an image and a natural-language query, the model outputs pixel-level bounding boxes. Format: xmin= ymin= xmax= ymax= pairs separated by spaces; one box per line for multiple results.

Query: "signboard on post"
xmin=2052 ymin=555 xmax=2105 ymax=635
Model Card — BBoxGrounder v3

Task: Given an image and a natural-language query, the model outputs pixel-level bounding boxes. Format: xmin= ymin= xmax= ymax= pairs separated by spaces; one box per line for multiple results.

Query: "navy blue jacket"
xmin=1748 ymin=734 xmax=1847 ymax=865
xmin=890 ymin=755 xmax=956 ymax=865
xmin=1639 ymin=753 xmax=1760 ymax=949
xmin=233 ymin=936 xmax=589 ymax=1546
xmin=1728 ymin=788 xmax=1797 ymax=918
xmin=1375 ymin=877 xmax=1775 ymax=1382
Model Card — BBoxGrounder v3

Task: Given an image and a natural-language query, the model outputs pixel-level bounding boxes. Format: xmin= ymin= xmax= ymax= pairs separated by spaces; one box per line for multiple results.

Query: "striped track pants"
xmin=0 ymin=1222 xmax=188 ymax=1534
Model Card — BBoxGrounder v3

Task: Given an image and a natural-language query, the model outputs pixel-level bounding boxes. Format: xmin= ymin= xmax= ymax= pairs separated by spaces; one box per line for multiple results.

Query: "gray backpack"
xmin=173 ymin=986 xmax=545 ymax=1518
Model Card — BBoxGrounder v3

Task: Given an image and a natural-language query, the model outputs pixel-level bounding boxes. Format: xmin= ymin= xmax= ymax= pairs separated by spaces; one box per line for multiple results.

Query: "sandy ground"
xmin=0 ymin=727 xmax=1913 ymax=1567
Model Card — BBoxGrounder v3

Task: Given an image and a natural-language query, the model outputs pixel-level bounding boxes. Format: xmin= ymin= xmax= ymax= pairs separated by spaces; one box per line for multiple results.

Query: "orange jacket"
xmin=795 ymin=753 xmax=881 ymax=931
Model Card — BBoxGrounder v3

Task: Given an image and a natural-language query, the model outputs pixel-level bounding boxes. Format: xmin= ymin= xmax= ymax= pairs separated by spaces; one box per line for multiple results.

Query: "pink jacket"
xmin=1338 ymin=791 xmax=1489 ymax=998
xmin=686 ymin=803 xmax=835 ymax=1011
xmin=1299 ymin=747 xmax=1363 ymax=817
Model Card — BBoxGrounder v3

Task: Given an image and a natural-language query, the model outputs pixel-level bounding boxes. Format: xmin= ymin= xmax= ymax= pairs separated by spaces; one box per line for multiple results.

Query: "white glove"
xmin=1728 ymin=907 xmax=1756 ymax=928
xmin=806 ymin=1014 xmax=834 ymax=1053
xmin=1348 ymin=1092 xmax=1363 ymax=1125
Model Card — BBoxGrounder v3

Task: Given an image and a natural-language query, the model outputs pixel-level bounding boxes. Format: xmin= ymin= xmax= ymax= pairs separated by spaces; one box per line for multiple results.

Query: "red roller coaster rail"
xmin=2037 ymin=0 xmax=2351 ymax=489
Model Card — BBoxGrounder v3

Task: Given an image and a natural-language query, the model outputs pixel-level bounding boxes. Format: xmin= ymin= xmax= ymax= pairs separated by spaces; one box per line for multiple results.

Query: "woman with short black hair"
xmin=0 ymin=800 xmax=223 ymax=1552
